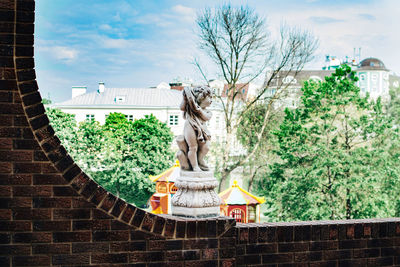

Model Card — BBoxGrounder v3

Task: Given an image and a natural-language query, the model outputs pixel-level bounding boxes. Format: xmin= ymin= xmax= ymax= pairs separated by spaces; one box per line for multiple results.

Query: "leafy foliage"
xmin=387 ymin=85 xmax=400 ymax=126
xmin=46 ymin=109 xmax=174 ymax=207
xmin=256 ymin=65 xmax=400 ymax=221
xmin=45 ymin=107 xmax=77 ymax=152
xmin=236 ymin=104 xmax=283 ymax=191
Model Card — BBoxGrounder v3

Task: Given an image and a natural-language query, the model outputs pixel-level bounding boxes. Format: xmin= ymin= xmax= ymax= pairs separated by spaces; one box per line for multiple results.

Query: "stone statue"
xmin=176 ymin=86 xmax=212 ymax=172
xmin=171 ymin=86 xmax=222 ymax=218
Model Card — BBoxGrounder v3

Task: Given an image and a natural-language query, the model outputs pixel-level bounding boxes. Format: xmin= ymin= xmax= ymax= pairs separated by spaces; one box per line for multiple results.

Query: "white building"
xmin=357 ymin=58 xmax=393 ymax=102
xmin=264 ymin=57 xmax=400 ymax=108
xmin=52 ymin=83 xmax=226 ymax=142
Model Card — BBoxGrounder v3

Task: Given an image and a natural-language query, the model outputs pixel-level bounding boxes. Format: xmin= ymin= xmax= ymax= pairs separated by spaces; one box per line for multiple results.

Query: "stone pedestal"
xmin=171 ymin=170 xmax=222 ymax=218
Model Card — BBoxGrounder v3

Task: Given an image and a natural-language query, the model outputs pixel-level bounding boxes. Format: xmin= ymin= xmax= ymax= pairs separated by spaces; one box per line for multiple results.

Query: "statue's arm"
xmin=202 ymin=109 xmax=212 ymax=121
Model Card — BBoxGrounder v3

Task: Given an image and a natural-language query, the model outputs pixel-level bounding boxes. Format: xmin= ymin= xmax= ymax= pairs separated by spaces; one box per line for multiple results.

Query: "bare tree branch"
xmin=195 ymin=4 xmax=318 ymax=191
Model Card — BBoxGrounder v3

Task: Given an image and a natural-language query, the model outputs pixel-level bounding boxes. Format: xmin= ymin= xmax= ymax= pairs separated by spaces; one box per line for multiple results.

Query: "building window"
xmin=215 ymin=116 xmax=220 ymax=129
xmin=230 ymin=208 xmax=244 ymax=223
xmin=125 ymin=114 xmax=134 ymax=122
xmin=248 ymin=206 xmax=256 ymax=223
xmin=170 ymin=184 xmax=178 ymax=193
xmin=169 ymin=115 xmax=179 ymax=126
xmin=157 ymin=183 xmax=167 ymax=193
xmin=86 ymin=114 xmax=95 ymax=121
xmin=115 ymin=95 xmax=126 ymax=103
xmin=282 ymin=75 xmax=297 ymax=84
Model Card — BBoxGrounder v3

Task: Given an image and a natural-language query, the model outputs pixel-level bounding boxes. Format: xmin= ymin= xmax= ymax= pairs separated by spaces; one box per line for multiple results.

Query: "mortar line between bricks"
xmin=85 ymin=185 xmax=99 ymax=202
xmin=17 ymin=88 xmax=38 ymax=98
xmin=65 ymin=170 xmax=83 ymax=187
xmin=27 ymin=117 xmax=49 ymax=133
xmin=105 ymin=195 xmax=119 ymax=215
xmin=11 ymin=3 xmax=17 ymax=265
xmin=116 ymin=203 xmax=128 ymax=221
xmin=58 ymin=162 xmax=76 ymax=179
xmin=70 ymin=175 xmax=88 ymax=195
xmin=160 ymin=215 xmax=167 ymax=238
xmin=16 ymin=78 xmax=36 ymax=88
xmin=217 ymin=220 xmax=236 ymax=238
xmin=93 ymin=190 xmax=108 ymax=210
xmin=16 ymin=81 xmax=39 ymax=95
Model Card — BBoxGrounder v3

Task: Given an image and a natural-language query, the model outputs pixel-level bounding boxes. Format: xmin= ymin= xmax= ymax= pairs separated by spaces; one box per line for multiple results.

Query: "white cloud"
xmin=172 ymin=5 xmax=195 ymax=16
xmin=134 ymin=4 xmax=196 ymax=27
xmin=135 ymin=13 xmax=171 ymax=27
xmin=99 ymin=24 xmax=112 ymax=31
xmin=309 ymin=16 xmax=345 ymax=24
xmin=101 ymin=37 xmax=134 ymax=49
xmin=37 ymin=45 xmax=78 ymax=62
xmin=172 ymin=5 xmax=196 ymax=22
xmin=262 ymin=0 xmax=400 ymax=71
xmin=113 ymin=12 xmax=122 ymax=22
xmin=54 ymin=46 xmax=78 ymax=60
xmin=35 ymin=0 xmax=400 ymax=102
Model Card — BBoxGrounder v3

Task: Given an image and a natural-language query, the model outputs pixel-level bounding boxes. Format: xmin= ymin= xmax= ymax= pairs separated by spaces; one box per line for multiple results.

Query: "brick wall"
xmin=237 ymin=220 xmax=400 ymax=266
xmin=1 ymin=0 xmax=400 ymax=266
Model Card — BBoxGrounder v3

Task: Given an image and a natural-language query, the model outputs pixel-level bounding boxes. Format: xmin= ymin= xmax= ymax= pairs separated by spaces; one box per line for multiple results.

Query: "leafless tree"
xmin=195 ymin=5 xmax=318 ymax=191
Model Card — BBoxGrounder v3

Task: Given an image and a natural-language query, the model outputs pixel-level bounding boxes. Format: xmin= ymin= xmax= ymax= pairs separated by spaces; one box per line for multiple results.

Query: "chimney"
xmin=72 ymin=86 xmax=87 ymax=98
xmin=98 ymin=82 xmax=105 ymax=93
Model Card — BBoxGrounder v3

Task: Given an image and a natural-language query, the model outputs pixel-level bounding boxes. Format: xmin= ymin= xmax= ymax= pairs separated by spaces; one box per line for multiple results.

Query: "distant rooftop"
xmin=359 ymin=57 xmax=388 ymax=71
xmin=53 ymin=87 xmax=182 ymax=108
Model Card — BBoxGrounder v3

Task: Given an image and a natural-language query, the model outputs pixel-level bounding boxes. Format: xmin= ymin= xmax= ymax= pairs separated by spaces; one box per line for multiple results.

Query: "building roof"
xmin=222 ymin=83 xmax=250 ymax=101
xmin=359 ymin=58 xmax=388 ymax=71
xmin=53 ymin=86 xmax=224 ymax=111
xmin=265 ymin=70 xmax=335 ymax=87
xmin=219 ymin=180 xmax=265 ymax=205
xmin=149 ymin=160 xmax=180 ymax=183
xmin=54 ymin=87 xmax=183 ymax=108
xmin=264 ymin=58 xmax=390 ymax=88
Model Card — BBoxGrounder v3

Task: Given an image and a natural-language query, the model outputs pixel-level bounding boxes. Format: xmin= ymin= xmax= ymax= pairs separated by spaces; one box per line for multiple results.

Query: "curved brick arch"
xmin=3 ymin=1 xmax=400 ymax=266
xmin=0 ymin=0 xmax=237 ymax=265
xmin=7 ymin=0 xmax=234 ymax=239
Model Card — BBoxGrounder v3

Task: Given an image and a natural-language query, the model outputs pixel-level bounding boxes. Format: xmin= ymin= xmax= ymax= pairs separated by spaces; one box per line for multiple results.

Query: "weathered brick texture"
xmin=1 ymin=0 xmax=400 ymax=266
xmin=0 ymin=2 xmax=237 ymax=267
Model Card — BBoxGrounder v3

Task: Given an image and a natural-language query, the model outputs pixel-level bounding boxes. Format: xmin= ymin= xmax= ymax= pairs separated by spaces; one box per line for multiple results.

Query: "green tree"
xmin=74 ymin=119 xmax=105 ymax=172
xmin=258 ymin=65 xmax=399 ymax=221
xmin=387 ymin=85 xmax=400 ymax=126
xmin=47 ymin=110 xmax=174 ymax=207
xmin=45 ymin=107 xmax=78 ymax=152
xmin=236 ymin=103 xmax=283 ymax=192
xmin=42 ymin=98 xmax=52 ymax=104
xmin=94 ymin=113 xmax=174 ymax=207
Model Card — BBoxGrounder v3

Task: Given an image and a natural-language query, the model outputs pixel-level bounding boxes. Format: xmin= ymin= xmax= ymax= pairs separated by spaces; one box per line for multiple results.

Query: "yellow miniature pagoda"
xmin=148 ymin=161 xmax=180 ymax=214
xmin=219 ymin=180 xmax=265 ymax=223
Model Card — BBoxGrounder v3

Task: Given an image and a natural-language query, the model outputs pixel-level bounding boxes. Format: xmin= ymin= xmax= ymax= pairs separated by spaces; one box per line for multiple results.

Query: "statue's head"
xmin=192 ymin=86 xmax=213 ymax=108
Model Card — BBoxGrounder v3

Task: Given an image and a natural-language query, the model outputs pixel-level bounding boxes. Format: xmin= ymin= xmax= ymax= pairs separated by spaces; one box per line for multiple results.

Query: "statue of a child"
xmin=176 ymin=86 xmax=213 ymax=172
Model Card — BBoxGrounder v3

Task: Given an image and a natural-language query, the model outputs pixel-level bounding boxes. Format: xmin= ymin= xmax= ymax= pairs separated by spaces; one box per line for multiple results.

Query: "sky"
xmin=34 ymin=0 xmax=400 ymax=103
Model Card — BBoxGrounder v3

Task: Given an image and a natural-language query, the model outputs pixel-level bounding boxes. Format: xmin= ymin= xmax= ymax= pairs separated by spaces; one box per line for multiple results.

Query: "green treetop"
xmin=46 ymin=109 xmax=174 ymax=207
xmin=257 ymin=65 xmax=400 ymax=221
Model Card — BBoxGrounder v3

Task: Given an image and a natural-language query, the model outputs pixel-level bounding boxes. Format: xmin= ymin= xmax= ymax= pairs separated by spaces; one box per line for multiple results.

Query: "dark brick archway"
xmin=1 ymin=0 xmax=400 ymax=266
